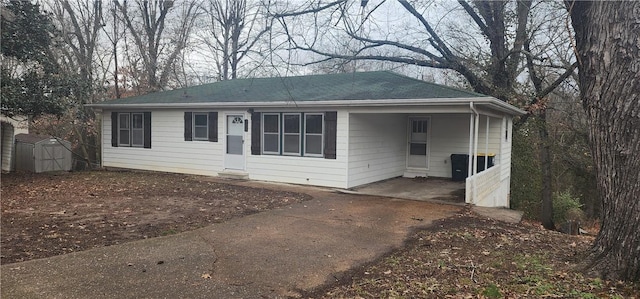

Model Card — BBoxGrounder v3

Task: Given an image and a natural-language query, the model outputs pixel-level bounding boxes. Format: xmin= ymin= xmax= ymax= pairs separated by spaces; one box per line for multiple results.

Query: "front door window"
xmin=224 ymin=115 xmax=245 ymax=170
xmin=408 ymin=118 xmax=429 ymax=168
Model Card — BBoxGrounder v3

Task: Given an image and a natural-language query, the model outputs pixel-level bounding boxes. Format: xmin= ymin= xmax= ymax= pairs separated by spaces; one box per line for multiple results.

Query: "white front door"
xmin=224 ymin=114 xmax=245 ymax=170
xmin=407 ymin=117 xmax=429 ymax=169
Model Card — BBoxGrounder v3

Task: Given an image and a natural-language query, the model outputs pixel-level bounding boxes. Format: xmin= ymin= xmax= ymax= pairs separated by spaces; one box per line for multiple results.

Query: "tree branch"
xmin=457 ymin=0 xmax=490 ymax=37
xmin=272 ymin=0 xmax=346 ymax=18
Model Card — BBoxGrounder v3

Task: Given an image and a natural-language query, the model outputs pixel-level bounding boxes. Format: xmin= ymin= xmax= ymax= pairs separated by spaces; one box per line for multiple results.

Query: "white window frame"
xmin=262 ymin=113 xmax=280 ymax=155
xmin=304 ymin=113 xmax=324 ymax=157
xmin=131 ymin=113 xmax=144 ymax=147
xmin=282 ymin=113 xmax=301 ymax=156
xmin=193 ymin=112 xmax=209 ymax=141
xmin=406 ymin=116 xmax=431 ymax=170
xmin=118 ymin=113 xmax=131 ymax=146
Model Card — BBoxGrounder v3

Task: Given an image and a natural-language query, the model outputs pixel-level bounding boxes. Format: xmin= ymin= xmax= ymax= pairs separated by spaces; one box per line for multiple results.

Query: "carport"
xmin=344 ymin=100 xmax=522 ymax=208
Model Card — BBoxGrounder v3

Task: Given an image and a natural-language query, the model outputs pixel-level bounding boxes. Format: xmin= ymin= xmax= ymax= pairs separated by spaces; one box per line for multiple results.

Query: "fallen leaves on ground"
xmin=302 ymin=210 xmax=640 ymax=298
xmin=1 ymin=170 xmax=311 ymax=264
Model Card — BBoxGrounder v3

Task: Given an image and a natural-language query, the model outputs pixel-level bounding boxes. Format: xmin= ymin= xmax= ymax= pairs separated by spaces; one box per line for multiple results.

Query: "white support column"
xmin=473 ymin=111 xmax=479 ymax=176
xmin=468 ymin=113 xmax=474 ymax=178
xmin=485 ymin=115 xmax=490 ymax=170
xmin=472 ymin=106 xmax=480 ymax=205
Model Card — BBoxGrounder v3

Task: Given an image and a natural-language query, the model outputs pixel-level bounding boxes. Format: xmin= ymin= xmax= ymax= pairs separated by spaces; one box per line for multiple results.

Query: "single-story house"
xmin=88 ymin=71 xmax=525 ymax=207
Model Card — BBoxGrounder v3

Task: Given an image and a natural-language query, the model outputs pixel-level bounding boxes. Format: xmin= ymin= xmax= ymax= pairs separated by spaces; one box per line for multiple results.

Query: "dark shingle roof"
xmin=15 ymin=134 xmax=54 ymax=144
xmin=98 ymin=71 xmax=488 ymax=105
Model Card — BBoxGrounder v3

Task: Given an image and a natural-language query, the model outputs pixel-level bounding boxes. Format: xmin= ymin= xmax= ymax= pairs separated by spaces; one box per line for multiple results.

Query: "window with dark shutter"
xmin=252 ymin=111 xmax=334 ymax=158
xmin=304 ymin=113 xmax=324 ymax=157
xmin=184 ymin=112 xmax=193 ymax=141
xmin=324 ymin=111 xmax=337 ymax=159
xmin=251 ymin=112 xmax=261 ymax=155
xmin=111 ymin=112 xmax=118 ymax=147
xmin=185 ymin=112 xmax=218 ymax=142
xmin=208 ymin=112 xmax=218 ymax=142
xmin=143 ymin=112 xmax=151 ymax=148
xmin=193 ymin=113 xmax=208 ymax=140
xmin=111 ymin=111 xmax=151 ymax=149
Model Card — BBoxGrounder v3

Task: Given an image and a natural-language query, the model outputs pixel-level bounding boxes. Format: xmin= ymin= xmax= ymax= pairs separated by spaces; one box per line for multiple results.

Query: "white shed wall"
xmin=1 ymin=116 xmax=28 ymax=172
xmin=346 ymin=113 xmax=406 ymax=188
xmin=1 ymin=123 xmax=15 ymax=172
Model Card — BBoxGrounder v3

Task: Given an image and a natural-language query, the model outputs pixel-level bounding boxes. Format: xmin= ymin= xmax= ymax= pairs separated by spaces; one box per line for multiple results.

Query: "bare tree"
xmin=45 ymin=0 xmax=107 ymax=168
xmin=273 ymin=0 xmax=577 ymax=229
xmin=567 ymin=0 xmax=640 ymax=282
xmin=115 ymin=0 xmax=200 ymax=92
xmin=197 ymin=0 xmax=271 ymax=81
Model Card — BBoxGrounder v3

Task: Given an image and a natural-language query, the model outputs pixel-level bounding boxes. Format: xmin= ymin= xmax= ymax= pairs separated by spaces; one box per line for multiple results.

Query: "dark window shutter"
xmin=111 ymin=112 xmax=118 ymax=147
xmin=143 ymin=112 xmax=152 ymax=148
xmin=324 ymin=111 xmax=337 ymax=159
xmin=251 ymin=112 xmax=261 ymax=155
xmin=184 ymin=112 xmax=192 ymax=141
xmin=208 ymin=112 xmax=218 ymax=142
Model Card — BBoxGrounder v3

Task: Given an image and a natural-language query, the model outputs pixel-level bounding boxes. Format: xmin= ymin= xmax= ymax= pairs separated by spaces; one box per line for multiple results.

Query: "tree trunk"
xmin=538 ymin=112 xmax=554 ymax=230
xmin=568 ymin=0 xmax=640 ymax=281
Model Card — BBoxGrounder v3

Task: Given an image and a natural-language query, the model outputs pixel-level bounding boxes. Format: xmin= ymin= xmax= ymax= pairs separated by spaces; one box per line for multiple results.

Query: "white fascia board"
xmin=87 ymin=97 xmax=526 ymax=116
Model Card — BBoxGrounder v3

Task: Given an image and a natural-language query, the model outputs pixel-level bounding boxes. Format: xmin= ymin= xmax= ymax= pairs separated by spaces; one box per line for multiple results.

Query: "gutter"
xmin=86 ymin=97 xmax=526 ymax=116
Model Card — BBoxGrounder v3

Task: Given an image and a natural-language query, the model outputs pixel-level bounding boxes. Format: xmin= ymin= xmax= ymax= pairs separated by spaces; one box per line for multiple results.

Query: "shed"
xmin=15 ymin=134 xmax=72 ymax=173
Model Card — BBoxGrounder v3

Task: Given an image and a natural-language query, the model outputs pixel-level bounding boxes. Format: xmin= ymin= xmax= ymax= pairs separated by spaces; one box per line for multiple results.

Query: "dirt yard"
xmin=1 ymin=170 xmax=310 ymax=264
xmin=3 ymin=170 xmax=639 ymax=297
xmin=302 ymin=211 xmax=640 ymax=298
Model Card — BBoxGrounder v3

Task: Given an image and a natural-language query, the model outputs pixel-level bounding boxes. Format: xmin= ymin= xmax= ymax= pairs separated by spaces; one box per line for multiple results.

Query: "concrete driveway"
xmin=1 ymin=182 xmax=460 ymax=299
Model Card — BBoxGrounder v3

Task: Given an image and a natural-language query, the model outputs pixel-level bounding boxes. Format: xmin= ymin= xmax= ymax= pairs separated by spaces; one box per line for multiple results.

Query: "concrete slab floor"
xmin=350 ymin=177 xmax=466 ymax=205
xmin=349 ymin=177 xmax=523 ymax=224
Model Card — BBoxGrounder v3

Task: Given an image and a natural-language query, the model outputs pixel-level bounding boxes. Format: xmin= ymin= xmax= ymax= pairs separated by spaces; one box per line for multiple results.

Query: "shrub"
xmin=553 ymin=190 xmax=584 ymax=224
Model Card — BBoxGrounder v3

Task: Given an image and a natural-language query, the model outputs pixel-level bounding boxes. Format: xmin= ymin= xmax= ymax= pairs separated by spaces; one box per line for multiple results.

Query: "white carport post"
xmin=468 ymin=102 xmax=480 ymax=204
xmin=468 ymin=111 xmax=474 ymax=179
xmin=485 ymin=116 xmax=490 ymax=170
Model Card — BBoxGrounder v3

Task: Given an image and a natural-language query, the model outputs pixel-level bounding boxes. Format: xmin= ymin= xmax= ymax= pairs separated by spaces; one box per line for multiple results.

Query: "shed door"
xmin=224 ymin=114 xmax=245 ymax=170
xmin=407 ymin=118 xmax=429 ymax=169
xmin=42 ymin=144 xmax=65 ymax=172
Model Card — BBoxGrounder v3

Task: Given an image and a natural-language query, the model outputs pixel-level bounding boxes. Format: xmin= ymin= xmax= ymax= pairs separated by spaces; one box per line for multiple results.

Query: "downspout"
xmin=98 ymin=110 xmax=104 ymax=168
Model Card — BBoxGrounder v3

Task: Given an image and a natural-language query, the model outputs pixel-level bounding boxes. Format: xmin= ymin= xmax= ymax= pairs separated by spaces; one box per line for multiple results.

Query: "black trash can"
xmin=450 ymin=154 xmax=469 ymax=181
xmin=476 ymin=154 xmax=495 ymax=172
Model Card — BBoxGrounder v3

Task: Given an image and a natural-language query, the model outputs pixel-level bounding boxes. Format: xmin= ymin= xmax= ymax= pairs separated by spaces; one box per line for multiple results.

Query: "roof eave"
xmin=87 ymin=97 xmax=526 ymax=116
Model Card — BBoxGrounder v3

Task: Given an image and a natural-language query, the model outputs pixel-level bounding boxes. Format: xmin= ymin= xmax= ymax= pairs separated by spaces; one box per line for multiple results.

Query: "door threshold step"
xmin=218 ymin=170 xmax=249 ymax=180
